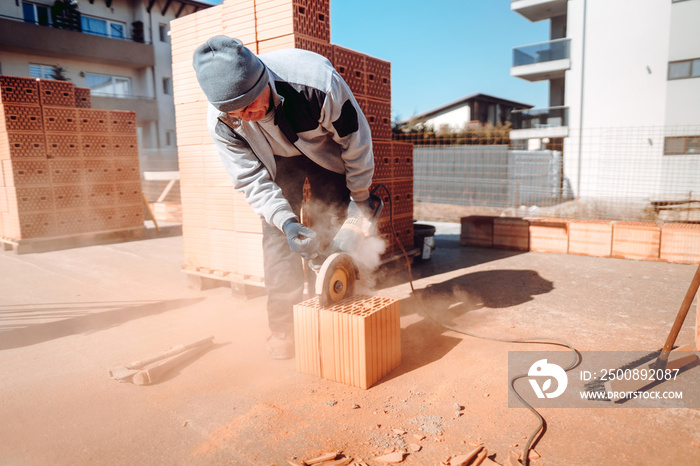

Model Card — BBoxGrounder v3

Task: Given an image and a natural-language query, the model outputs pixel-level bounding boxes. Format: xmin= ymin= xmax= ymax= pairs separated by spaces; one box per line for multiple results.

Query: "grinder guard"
xmin=311 ymin=187 xmax=385 ymax=306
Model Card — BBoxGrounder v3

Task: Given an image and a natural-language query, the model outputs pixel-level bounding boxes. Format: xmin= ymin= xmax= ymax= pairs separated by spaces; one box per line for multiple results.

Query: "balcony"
xmin=509 ymin=106 xmax=569 ymax=139
xmin=511 ymin=38 xmax=571 ymax=82
xmin=0 ymin=16 xmax=154 ymax=68
xmin=511 ymin=0 xmax=568 ymax=22
xmin=91 ymin=96 xmax=159 ymax=122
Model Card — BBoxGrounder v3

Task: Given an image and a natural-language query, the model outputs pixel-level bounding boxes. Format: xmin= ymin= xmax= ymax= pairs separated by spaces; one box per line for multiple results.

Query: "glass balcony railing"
xmin=511 ymin=106 xmax=569 ymax=130
xmin=512 ymin=38 xmax=571 ymax=67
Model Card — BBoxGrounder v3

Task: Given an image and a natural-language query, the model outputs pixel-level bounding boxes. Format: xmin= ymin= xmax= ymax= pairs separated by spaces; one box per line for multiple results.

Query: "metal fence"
xmin=401 ymin=126 xmax=700 ymax=223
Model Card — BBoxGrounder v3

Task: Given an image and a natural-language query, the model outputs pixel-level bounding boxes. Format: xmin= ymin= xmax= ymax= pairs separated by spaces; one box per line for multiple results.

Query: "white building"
xmin=398 ymin=93 xmax=532 ymax=133
xmin=510 ymin=0 xmax=700 ymax=202
xmin=0 ymin=0 xmax=213 ymax=175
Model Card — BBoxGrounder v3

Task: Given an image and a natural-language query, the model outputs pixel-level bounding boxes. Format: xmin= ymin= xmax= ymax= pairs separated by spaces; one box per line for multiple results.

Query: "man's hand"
xmin=282 ymin=219 xmax=319 ymax=260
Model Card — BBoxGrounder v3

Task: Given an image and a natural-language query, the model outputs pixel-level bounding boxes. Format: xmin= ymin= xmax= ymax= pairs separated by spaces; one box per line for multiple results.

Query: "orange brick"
xmin=4 ymin=131 xmax=46 ymax=159
xmin=568 ymin=220 xmax=613 ymax=257
xmin=108 ymin=111 xmax=137 ymax=134
xmin=14 ymin=186 xmax=54 ymax=212
xmin=114 ymin=204 xmax=144 ymax=229
xmin=294 ymin=295 xmax=401 ymax=389
xmin=612 ymin=222 xmax=660 ymax=261
xmin=359 ymin=98 xmax=391 ymax=141
xmin=10 ymin=160 xmax=51 ymax=186
xmin=0 ymin=76 xmax=40 ymax=105
xmin=42 ymin=106 xmax=79 ymax=133
xmin=81 ymin=134 xmax=111 ymax=158
xmin=527 ymin=218 xmax=569 ymax=254
xmin=45 ymin=133 xmax=80 ymax=159
xmin=17 ymin=211 xmax=55 ymax=239
xmin=391 ymin=179 xmax=413 ymax=218
xmin=49 ymin=159 xmax=84 ymax=184
xmin=74 ymin=87 xmax=91 ymax=108
xmin=365 ymin=55 xmax=391 ymax=101
xmin=372 ymin=141 xmax=393 ymax=182
xmin=294 ymin=35 xmax=333 ymax=61
xmin=53 ymin=184 xmax=87 ymax=210
xmin=3 ymin=103 xmax=44 ymax=132
xmin=460 ymin=216 xmax=493 ymax=247
xmin=112 ymin=159 xmax=140 ymax=182
xmin=392 ymin=142 xmax=413 ymax=180
xmin=37 ymin=79 xmax=75 ymax=107
xmin=256 ymin=34 xmax=296 ymax=54
xmin=493 ymin=217 xmax=529 ymax=250
xmin=332 ymin=45 xmax=366 ymax=97
xmin=660 ymin=223 xmax=700 ymax=264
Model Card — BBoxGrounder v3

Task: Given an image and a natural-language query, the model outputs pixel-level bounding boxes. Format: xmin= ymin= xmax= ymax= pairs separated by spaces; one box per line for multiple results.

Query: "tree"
xmin=51 ymin=65 xmax=70 ymax=81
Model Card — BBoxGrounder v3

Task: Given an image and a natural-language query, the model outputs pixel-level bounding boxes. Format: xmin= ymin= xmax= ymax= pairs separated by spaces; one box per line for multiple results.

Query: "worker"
xmin=193 ymin=36 xmax=375 ymax=360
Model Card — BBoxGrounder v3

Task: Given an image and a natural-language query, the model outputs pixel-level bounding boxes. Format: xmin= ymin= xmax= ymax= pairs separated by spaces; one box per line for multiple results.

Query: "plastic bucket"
xmin=413 ymin=223 xmax=436 ymax=260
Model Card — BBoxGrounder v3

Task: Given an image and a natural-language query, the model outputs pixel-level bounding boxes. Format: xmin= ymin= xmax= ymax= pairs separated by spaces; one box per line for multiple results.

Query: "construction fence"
xmin=396 ymin=125 xmax=700 ymax=224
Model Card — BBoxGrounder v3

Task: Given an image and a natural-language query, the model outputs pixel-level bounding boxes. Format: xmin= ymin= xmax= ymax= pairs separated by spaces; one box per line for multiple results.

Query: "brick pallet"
xmin=170 ymin=0 xmax=415 ymax=289
xmin=0 ymin=75 xmax=144 ymax=253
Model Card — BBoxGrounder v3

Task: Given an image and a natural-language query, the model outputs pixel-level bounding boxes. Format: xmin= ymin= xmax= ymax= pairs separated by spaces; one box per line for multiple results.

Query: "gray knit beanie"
xmin=192 ymin=36 xmax=268 ymax=112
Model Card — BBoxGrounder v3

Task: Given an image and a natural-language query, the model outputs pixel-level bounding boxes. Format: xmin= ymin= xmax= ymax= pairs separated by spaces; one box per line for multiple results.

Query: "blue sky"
xmin=206 ymin=0 xmax=549 ymax=121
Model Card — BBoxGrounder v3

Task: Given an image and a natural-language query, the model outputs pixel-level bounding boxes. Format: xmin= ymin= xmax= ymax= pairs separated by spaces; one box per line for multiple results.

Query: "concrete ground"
xmin=1 ymin=222 xmax=699 ymax=465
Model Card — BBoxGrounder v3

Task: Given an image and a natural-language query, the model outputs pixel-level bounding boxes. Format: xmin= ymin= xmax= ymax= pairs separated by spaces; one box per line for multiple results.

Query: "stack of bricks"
xmin=460 ymin=216 xmax=700 ymax=264
xmin=293 ymin=294 xmax=401 ymax=389
xmin=0 ymin=76 xmax=143 ymax=249
xmin=170 ymin=0 xmax=414 ymax=285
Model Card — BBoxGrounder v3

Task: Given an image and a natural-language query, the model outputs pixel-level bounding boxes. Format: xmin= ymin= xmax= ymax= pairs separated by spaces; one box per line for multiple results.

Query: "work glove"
xmin=282 ymin=219 xmax=319 ymax=260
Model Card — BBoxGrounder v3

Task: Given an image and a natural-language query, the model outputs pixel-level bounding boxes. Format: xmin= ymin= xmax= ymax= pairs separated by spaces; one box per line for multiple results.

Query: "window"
xmin=80 ymin=15 xmax=126 ymax=39
xmin=664 ymin=136 xmax=700 ymax=155
xmin=162 ymin=77 xmax=171 ymax=95
xmin=84 ymin=73 xmax=131 ymax=98
xmin=159 ymin=24 xmax=168 ymax=42
xmin=668 ymin=58 xmax=700 ymax=80
xmin=22 ymin=2 xmax=50 ymax=26
xmin=165 ymin=131 xmax=176 ymax=147
xmin=29 ymin=63 xmax=54 ymax=79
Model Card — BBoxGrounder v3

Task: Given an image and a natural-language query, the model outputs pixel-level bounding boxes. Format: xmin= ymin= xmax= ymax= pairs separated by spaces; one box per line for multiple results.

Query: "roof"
xmin=401 ymin=93 xmax=534 ymax=124
xmin=146 ymin=0 xmax=216 ymax=17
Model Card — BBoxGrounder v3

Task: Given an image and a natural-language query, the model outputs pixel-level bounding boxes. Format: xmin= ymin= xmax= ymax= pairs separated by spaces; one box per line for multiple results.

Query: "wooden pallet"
xmin=0 ymin=227 xmax=146 ymax=254
xmin=181 ymin=264 xmax=266 ymax=298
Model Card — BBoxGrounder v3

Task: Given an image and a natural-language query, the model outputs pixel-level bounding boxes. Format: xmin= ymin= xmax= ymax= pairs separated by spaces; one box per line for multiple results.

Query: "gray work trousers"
xmin=262 ymin=155 xmax=350 ymax=334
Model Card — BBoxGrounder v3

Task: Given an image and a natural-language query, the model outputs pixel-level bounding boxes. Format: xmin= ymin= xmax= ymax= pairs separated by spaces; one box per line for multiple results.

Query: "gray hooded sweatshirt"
xmin=206 ymin=48 xmax=375 ymax=232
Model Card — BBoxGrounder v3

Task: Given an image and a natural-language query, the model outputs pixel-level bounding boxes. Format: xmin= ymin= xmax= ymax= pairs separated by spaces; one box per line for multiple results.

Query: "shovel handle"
xmin=658 ymin=263 xmax=700 ymax=364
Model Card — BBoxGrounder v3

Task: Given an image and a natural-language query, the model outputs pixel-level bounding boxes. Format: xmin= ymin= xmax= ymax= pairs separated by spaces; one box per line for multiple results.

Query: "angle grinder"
xmin=309 ymin=186 xmax=385 ymax=307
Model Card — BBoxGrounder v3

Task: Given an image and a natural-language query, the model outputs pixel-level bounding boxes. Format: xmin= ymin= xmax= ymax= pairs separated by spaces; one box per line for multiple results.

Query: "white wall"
xmin=665 ymin=0 xmax=700 ymax=126
xmin=564 ymin=0 xmax=673 ymax=198
xmin=572 ymin=0 xmax=671 ymax=129
xmin=425 ymin=107 xmax=471 ymax=132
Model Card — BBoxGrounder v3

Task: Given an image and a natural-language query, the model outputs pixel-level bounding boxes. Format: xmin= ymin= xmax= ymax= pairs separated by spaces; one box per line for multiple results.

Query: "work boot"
xmin=266 ymin=332 xmax=295 ymax=360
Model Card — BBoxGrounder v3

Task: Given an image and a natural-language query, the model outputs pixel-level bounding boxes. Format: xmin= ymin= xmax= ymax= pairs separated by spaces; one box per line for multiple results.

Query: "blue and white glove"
xmin=282 ymin=219 xmax=319 ymax=260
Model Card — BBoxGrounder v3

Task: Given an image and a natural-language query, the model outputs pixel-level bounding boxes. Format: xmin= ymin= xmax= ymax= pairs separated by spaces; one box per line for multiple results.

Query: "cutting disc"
xmin=315 ymin=252 xmax=357 ymax=307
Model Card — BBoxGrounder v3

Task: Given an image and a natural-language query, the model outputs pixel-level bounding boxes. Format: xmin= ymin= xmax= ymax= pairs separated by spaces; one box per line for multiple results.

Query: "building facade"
xmin=0 ymin=0 xmax=213 ymax=174
xmin=398 ymin=93 xmax=532 ymax=133
xmin=510 ymin=0 xmax=700 ymax=200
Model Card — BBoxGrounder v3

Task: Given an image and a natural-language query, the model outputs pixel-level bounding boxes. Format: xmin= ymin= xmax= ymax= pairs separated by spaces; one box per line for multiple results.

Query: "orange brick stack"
xmin=527 ymin=218 xmax=569 ymax=254
xmin=293 ymin=294 xmax=401 ymax=389
xmin=170 ymin=0 xmax=414 ymax=284
xmin=460 ymin=215 xmax=700 ymax=264
xmin=0 ymin=75 xmax=143 ymax=246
